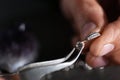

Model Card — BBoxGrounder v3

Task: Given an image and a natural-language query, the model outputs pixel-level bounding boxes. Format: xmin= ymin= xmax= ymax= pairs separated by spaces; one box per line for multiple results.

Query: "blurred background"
xmin=0 ymin=0 xmax=73 ymax=61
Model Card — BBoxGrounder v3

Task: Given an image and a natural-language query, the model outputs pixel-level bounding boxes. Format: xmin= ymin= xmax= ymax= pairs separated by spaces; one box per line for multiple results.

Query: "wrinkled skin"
xmin=61 ymin=0 xmax=120 ymax=67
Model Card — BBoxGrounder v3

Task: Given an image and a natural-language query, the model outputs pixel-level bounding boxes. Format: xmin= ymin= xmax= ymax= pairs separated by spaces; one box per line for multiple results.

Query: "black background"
xmin=0 ymin=0 xmax=73 ymax=61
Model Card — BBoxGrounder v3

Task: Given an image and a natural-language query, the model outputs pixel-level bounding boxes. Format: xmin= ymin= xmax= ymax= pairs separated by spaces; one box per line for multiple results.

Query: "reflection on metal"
xmin=0 ymin=32 xmax=100 ymax=80
xmin=19 ymin=42 xmax=84 ymax=80
xmin=85 ymin=32 xmax=100 ymax=41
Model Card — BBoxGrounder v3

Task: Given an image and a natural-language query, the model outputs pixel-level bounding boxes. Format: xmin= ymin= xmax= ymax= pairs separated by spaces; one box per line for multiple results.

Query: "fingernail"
xmin=93 ymin=57 xmax=108 ymax=68
xmin=100 ymin=44 xmax=114 ymax=56
xmin=81 ymin=22 xmax=96 ymax=40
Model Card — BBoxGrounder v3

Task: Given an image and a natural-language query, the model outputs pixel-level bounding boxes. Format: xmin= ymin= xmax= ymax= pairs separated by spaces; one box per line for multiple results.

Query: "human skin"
xmin=61 ymin=0 xmax=120 ymax=67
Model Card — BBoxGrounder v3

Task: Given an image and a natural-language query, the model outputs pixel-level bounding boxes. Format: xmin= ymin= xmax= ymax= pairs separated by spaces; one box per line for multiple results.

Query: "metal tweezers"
xmin=1 ymin=32 xmax=100 ymax=80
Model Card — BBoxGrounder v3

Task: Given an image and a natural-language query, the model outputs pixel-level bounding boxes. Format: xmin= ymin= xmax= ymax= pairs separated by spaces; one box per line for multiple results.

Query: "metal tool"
xmin=0 ymin=32 xmax=100 ymax=80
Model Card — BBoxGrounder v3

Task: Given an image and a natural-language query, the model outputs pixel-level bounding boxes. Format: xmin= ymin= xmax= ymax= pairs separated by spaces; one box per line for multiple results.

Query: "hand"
xmin=61 ymin=0 xmax=120 ymax=67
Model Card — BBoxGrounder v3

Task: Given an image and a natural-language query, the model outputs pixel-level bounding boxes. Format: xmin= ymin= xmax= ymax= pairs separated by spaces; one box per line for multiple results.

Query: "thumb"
xmin=74 ymin=0 xmax=107 ymax=40
xmin=61 ymin=0 xmax=107 ymax=40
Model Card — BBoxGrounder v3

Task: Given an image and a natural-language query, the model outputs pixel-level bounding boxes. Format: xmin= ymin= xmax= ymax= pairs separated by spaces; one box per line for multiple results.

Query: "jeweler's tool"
xmin=0 ymin=32 xmax=101 ymax=80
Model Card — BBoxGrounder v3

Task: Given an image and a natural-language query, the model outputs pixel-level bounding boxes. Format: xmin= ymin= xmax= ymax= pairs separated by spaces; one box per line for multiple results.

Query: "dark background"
xmin=0 ymin=0 xmax=73 ymax=61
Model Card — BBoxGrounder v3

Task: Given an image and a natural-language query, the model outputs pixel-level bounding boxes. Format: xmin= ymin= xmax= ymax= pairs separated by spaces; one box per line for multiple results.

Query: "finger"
xmin=110 ymin=49 xmax=120 ymax=64
xmin=90 ymin=18 xmax=120 ymax=57
xmin=86 ymin=52 xmax=108 ymax=67
xmin=76 ymin=0 xmax=107 ymax=40
xmin=62 ymin=0 xmax=107 ymax=40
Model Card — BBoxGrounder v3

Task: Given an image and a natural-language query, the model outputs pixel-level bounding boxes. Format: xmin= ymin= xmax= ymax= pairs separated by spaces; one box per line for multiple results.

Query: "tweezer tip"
xmin=75 ymin=41 xmax=85 ymax=50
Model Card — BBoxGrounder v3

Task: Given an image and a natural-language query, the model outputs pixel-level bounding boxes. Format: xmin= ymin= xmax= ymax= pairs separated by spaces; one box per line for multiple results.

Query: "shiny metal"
xmin=18 ymin=42 xmax=85 ymax=80
xmin=19 ymin=48 xmax=76 ymax=70
xmin=0 ymin=32 xmax=100 ymax=80
xmin=85 ymin=32 xmax=101 ymax=41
